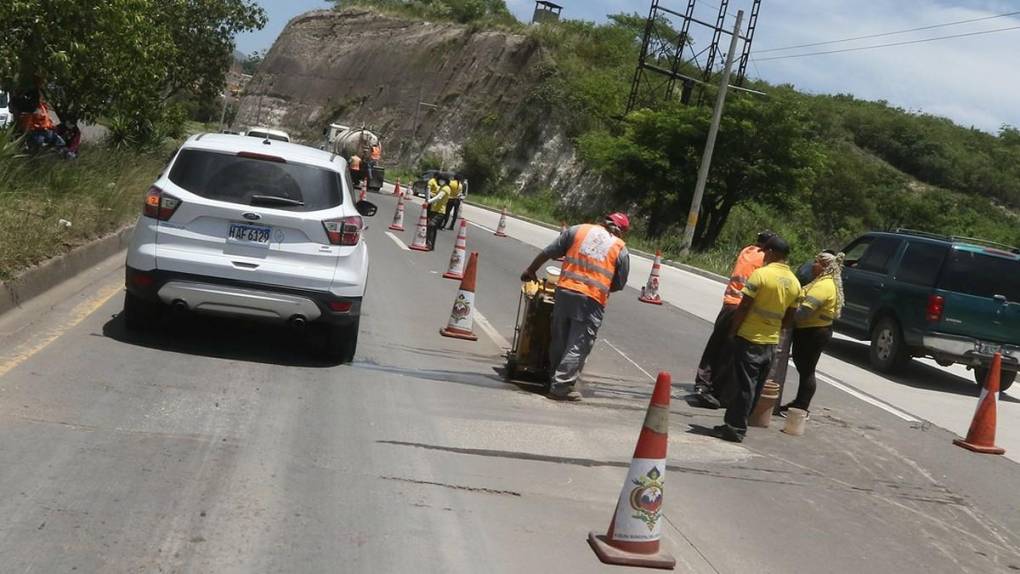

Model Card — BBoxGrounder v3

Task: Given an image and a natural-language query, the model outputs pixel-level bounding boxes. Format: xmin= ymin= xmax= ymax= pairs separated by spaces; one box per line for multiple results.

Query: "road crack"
xmin=380 ymin=475 xmax=522 ymax=497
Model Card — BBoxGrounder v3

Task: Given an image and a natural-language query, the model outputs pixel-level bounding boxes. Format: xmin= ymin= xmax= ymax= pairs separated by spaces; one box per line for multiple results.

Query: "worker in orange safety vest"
xmin=520 ymin=213 xmax=631 ymax=402
xmin=691 ymin=230 xmax=777 ymax=409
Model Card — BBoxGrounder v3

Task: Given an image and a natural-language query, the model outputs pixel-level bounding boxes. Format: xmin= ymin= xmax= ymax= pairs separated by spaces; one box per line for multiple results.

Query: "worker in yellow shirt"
xmin=444 ymin=174 xmax=464 ymax=230
xmin=425 ymin=176 xmax=450 ymax=250
xmin=427 ymin=174 xmax=440 ymax=199
xmin=779 ymin=251 xmax=845 ymax=419
xmin=716 ymin=236 xmax=801 ymax=443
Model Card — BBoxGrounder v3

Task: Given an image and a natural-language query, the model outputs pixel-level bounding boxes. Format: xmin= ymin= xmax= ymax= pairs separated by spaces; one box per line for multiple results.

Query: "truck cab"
xmin=837 ymin=229 xmax=1019 ymax=391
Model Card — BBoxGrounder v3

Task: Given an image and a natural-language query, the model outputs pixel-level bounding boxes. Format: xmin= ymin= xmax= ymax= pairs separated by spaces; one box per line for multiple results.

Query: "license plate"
xmin=227 ymin=223 xmax=271 ymax=246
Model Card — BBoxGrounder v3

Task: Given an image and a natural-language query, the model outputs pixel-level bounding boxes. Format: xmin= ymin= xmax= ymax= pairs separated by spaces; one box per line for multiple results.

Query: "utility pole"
xmin=410 ymin=85 xmax=439 ymax=164
xmin=679 ymin=10 xmax=744 ymax=254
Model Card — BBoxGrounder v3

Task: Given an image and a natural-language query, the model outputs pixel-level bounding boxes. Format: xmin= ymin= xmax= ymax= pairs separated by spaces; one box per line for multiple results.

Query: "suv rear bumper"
xmin=922 ymin=333 xmax=1019 ymax=372
xmin=126 ymin=266 xmax=361 ymax=326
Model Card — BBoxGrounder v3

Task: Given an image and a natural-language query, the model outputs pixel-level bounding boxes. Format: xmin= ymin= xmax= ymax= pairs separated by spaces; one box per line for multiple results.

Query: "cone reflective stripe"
xmin=954 ymin=352 xmax=1006 ymax=455
xmin=409 ymin=203 xmax=430 ymax=251
xmin=443 ymin=219 xmax=469 ymax=280
xmin=588 ymin=372 xmax=676 ymax=569
xmin=495 ymin=208 xmax=509 ymax=237
xmin=639 ymin=251 xmax=664 ymax=305
xmin=388 ymin=194 xmax=406 ymax=231
xmin=393 ymin=178 xmax=402 ymax=196
xmin=440 ymin=252 xmax=479 ymax=341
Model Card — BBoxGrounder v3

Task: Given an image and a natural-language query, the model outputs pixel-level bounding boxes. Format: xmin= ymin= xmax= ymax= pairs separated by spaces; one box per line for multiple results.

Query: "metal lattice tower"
xmin=625 ymin=0 xmax=761 ymax=114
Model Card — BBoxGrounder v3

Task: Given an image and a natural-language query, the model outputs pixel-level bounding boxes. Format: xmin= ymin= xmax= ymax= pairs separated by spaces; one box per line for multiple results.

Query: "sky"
xmin=235 ymin=0 xmax=1020 ymax=133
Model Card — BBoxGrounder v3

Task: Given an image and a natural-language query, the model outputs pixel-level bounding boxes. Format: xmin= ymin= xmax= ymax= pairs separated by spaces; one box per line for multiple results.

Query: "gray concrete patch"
xmin=0 ymin=224 xmax=133 ymax=317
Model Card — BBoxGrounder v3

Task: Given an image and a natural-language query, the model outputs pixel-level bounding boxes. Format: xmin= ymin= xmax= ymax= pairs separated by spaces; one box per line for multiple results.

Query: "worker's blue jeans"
xmin=549 ymin=308 xmax=599 ymax=391
xmin=723 ymin=337 xmax=775 ymax=432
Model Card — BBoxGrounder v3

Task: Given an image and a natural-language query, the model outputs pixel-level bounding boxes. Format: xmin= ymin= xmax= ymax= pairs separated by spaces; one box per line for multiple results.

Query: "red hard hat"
xmin=606 ymin=212 xmax=630 ymax=233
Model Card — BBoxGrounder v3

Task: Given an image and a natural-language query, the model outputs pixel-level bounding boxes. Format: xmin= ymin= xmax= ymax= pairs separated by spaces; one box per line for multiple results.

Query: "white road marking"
xmin=814 ymin=370 xmax=920 ymax=423
xmin=468 ymin=221 xmax=497 ymax=234
xmin=602 ymin=338 xmax=656 ymax=381
xmin=473 ymin=308 xmax=511 ymax=349
xmin=385 ymin=231 xmax=410 ymax=251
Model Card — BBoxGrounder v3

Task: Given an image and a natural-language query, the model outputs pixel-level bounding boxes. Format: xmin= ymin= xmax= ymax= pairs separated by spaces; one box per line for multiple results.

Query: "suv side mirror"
xmin=355 ymin=200 xmax=377 ymax=217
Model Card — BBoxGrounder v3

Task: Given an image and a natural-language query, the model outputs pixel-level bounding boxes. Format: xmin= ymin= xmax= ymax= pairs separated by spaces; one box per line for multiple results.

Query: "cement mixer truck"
xmin=324 ymin=123 xmax=385 ymax=192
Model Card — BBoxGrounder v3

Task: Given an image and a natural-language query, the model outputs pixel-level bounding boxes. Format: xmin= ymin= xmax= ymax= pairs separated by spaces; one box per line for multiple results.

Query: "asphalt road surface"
xmin=1 ymin=188 xmax=1020 ymax=573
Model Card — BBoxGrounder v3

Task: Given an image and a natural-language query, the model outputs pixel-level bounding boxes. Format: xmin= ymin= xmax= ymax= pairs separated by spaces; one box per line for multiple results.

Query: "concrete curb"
xmin=462 ymin=199 xmax=728 ymax=285
xmin=0 ymin=225 xmax=134 ymax=317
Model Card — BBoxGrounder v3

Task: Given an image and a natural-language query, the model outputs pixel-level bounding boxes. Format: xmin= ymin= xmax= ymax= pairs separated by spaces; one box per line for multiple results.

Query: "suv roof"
xmin=185 ymin=133 xmax=346 ymax=172
xmin=887 ymin=228 xmax=1020 ymax=256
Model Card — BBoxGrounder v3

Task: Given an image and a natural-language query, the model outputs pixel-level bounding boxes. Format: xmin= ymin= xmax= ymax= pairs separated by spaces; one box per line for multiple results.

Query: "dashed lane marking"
xmin=602 ymin=338 xmax=656 ymax=381
xmin=473 ymin=308 xmax=511 ymax=349
xmin=0 ymin=283 xmax=122 ymax=378
xmin=467 ymin=221 xmax=497 ymax=234
xmin=385 ymin=231 xmax=410 ymax=251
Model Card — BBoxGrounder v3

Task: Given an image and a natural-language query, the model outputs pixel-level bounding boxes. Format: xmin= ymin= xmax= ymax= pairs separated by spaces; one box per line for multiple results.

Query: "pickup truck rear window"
xmin=939 ymin=250 xmax=1020 ymax=302
xmin=168 ymin=149 xmax=341 ymax=211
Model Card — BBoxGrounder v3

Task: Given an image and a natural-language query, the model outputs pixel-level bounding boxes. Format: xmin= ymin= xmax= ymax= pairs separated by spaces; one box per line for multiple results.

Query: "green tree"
xmin=580 ymin=92 xmax=825 ymax=249
xmin=0 ymin=0 xmax=265 ymax=140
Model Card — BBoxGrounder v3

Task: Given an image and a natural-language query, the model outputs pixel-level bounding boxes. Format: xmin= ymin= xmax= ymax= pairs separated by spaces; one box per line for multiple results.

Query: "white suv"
xmin=123 ymin=133 xmax=377 ymax=363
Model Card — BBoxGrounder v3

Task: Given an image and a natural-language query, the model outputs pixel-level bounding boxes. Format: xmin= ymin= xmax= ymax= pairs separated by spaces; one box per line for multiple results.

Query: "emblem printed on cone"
xmin=954 ymin=352 xmax=1006 ymax=455
xmin=441 ymin=252 xmax=479 ymax=341
xmin=444 ymin=220 xmax=468 ymax=280
xmin=639 ymin=251 xmax=664 ymax=305
xmin=588 ymin=372 xmax=675 ymax=569
xmin=409 ymin=203 xmax=430 ymax=251
xmin=495 ymin=208 xmax=508 ymax=237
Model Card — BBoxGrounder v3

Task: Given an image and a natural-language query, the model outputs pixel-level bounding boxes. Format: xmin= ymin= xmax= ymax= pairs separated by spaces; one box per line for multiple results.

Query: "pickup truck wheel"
xmin=869 ymin=317 xmax=908 ymax=373
xmin=973 ymin=367 xmax=1016 ymax=393
xmin=324 ymin=319 xmax=359 ymax=364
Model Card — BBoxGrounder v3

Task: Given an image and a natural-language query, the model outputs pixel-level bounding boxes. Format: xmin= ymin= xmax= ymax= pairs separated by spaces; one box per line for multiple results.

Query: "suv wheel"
xmin=973 ymin=367 xmax=1016 ymax=393
xmin=122 ymin=291 xmax=161 ymax=331
xmin=323 ymin=319 xmax=359 ymax=364
xmin=869 ymin=316 xmax=908 ymax=373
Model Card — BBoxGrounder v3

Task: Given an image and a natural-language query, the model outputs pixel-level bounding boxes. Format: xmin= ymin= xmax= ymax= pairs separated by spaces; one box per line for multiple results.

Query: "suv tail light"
xmin=926 ymin=294 xmax=945 ymax=322
xmin=143 ymin=186 xmax=181 ymax=221
xmin=322 ymin=216 xmax=363 ymax=246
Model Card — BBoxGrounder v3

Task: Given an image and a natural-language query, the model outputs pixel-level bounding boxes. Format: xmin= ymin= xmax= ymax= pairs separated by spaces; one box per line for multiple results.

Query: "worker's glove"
xmin=520 ymin=269 xmax=538 ymax=283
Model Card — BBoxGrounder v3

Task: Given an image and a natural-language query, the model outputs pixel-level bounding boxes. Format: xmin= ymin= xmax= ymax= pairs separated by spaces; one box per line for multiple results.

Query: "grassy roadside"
xmin=0 ymin=143 xmax=170 ymax=281
xmin=467 ymin=192 xmax=736 ymax=276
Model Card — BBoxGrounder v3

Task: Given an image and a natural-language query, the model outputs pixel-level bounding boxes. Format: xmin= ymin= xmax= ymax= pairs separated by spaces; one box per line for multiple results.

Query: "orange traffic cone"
xmin=639 ymin=251 xmax=664 ymax=305
xmin=440 ymin=252 xmax=479 ymax=341
xmin=954 ymin=353 xmax=1006 ymax=455
xmin=589 ymin=372 xmax=676 ymax=569
xmin=359 ymin=178 xmax=367 ymax=202
xmin=495 ymin=208 xmax=509 ymax=237
xmin=388 ymin=194 xmax=406 ymax=231
xmin=443 ymin=219 xmax=469 ymax=280
xmin=393 ymin=178 xmax=402 ymax=196
xmin=409 ymin=203 xmax=430 ymax=251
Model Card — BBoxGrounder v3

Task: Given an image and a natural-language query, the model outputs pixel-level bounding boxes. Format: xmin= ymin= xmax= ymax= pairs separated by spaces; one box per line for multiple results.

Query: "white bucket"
xmin=782 ymin=408 xmax=808 ymax=436
xmin=544 ymin=265 xmax=561 ymax=285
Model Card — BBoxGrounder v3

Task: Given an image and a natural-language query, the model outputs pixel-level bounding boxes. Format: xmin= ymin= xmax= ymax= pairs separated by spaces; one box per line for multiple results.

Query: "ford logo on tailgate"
xmin=242 ymin=212 xmax=261 ymax=221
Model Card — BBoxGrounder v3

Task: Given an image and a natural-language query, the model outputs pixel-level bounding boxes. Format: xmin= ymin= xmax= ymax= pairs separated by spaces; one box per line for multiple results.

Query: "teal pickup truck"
xmin=836 ymin=230 xmax=1019 ymax=391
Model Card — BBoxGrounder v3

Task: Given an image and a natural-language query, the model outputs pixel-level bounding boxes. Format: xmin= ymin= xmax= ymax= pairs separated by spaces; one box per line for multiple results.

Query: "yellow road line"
xmin=0 ymin=283 xmax=122 ymax=378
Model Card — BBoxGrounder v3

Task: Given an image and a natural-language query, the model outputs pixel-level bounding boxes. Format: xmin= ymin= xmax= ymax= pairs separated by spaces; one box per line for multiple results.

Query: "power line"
xmin=754 ymin=24 xmax=1020 ymax=62
xmin=757 ymin=9 xmax=1020 ymax=53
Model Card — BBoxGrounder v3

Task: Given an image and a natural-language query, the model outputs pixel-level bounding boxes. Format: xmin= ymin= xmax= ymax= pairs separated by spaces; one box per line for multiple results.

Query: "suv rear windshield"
xmin=168 ymin=149 xmax=341 ymax=211
xmin=939 ymin=249 xmax=1020 ymax=302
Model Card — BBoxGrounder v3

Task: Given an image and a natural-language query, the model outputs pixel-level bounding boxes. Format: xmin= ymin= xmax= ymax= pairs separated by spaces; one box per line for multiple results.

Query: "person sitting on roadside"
xmin=57 ymin=120 xmax=82 ymax=159
xmin=779 ymin=251 xmax=845 ymax=419
xmin=19 ymin=90 xmax=64 ymax=150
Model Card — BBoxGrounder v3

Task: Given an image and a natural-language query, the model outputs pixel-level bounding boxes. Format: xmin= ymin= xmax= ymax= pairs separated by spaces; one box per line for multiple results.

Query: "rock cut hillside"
xmin=236 ymin=7 xmax=586 ymax=192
